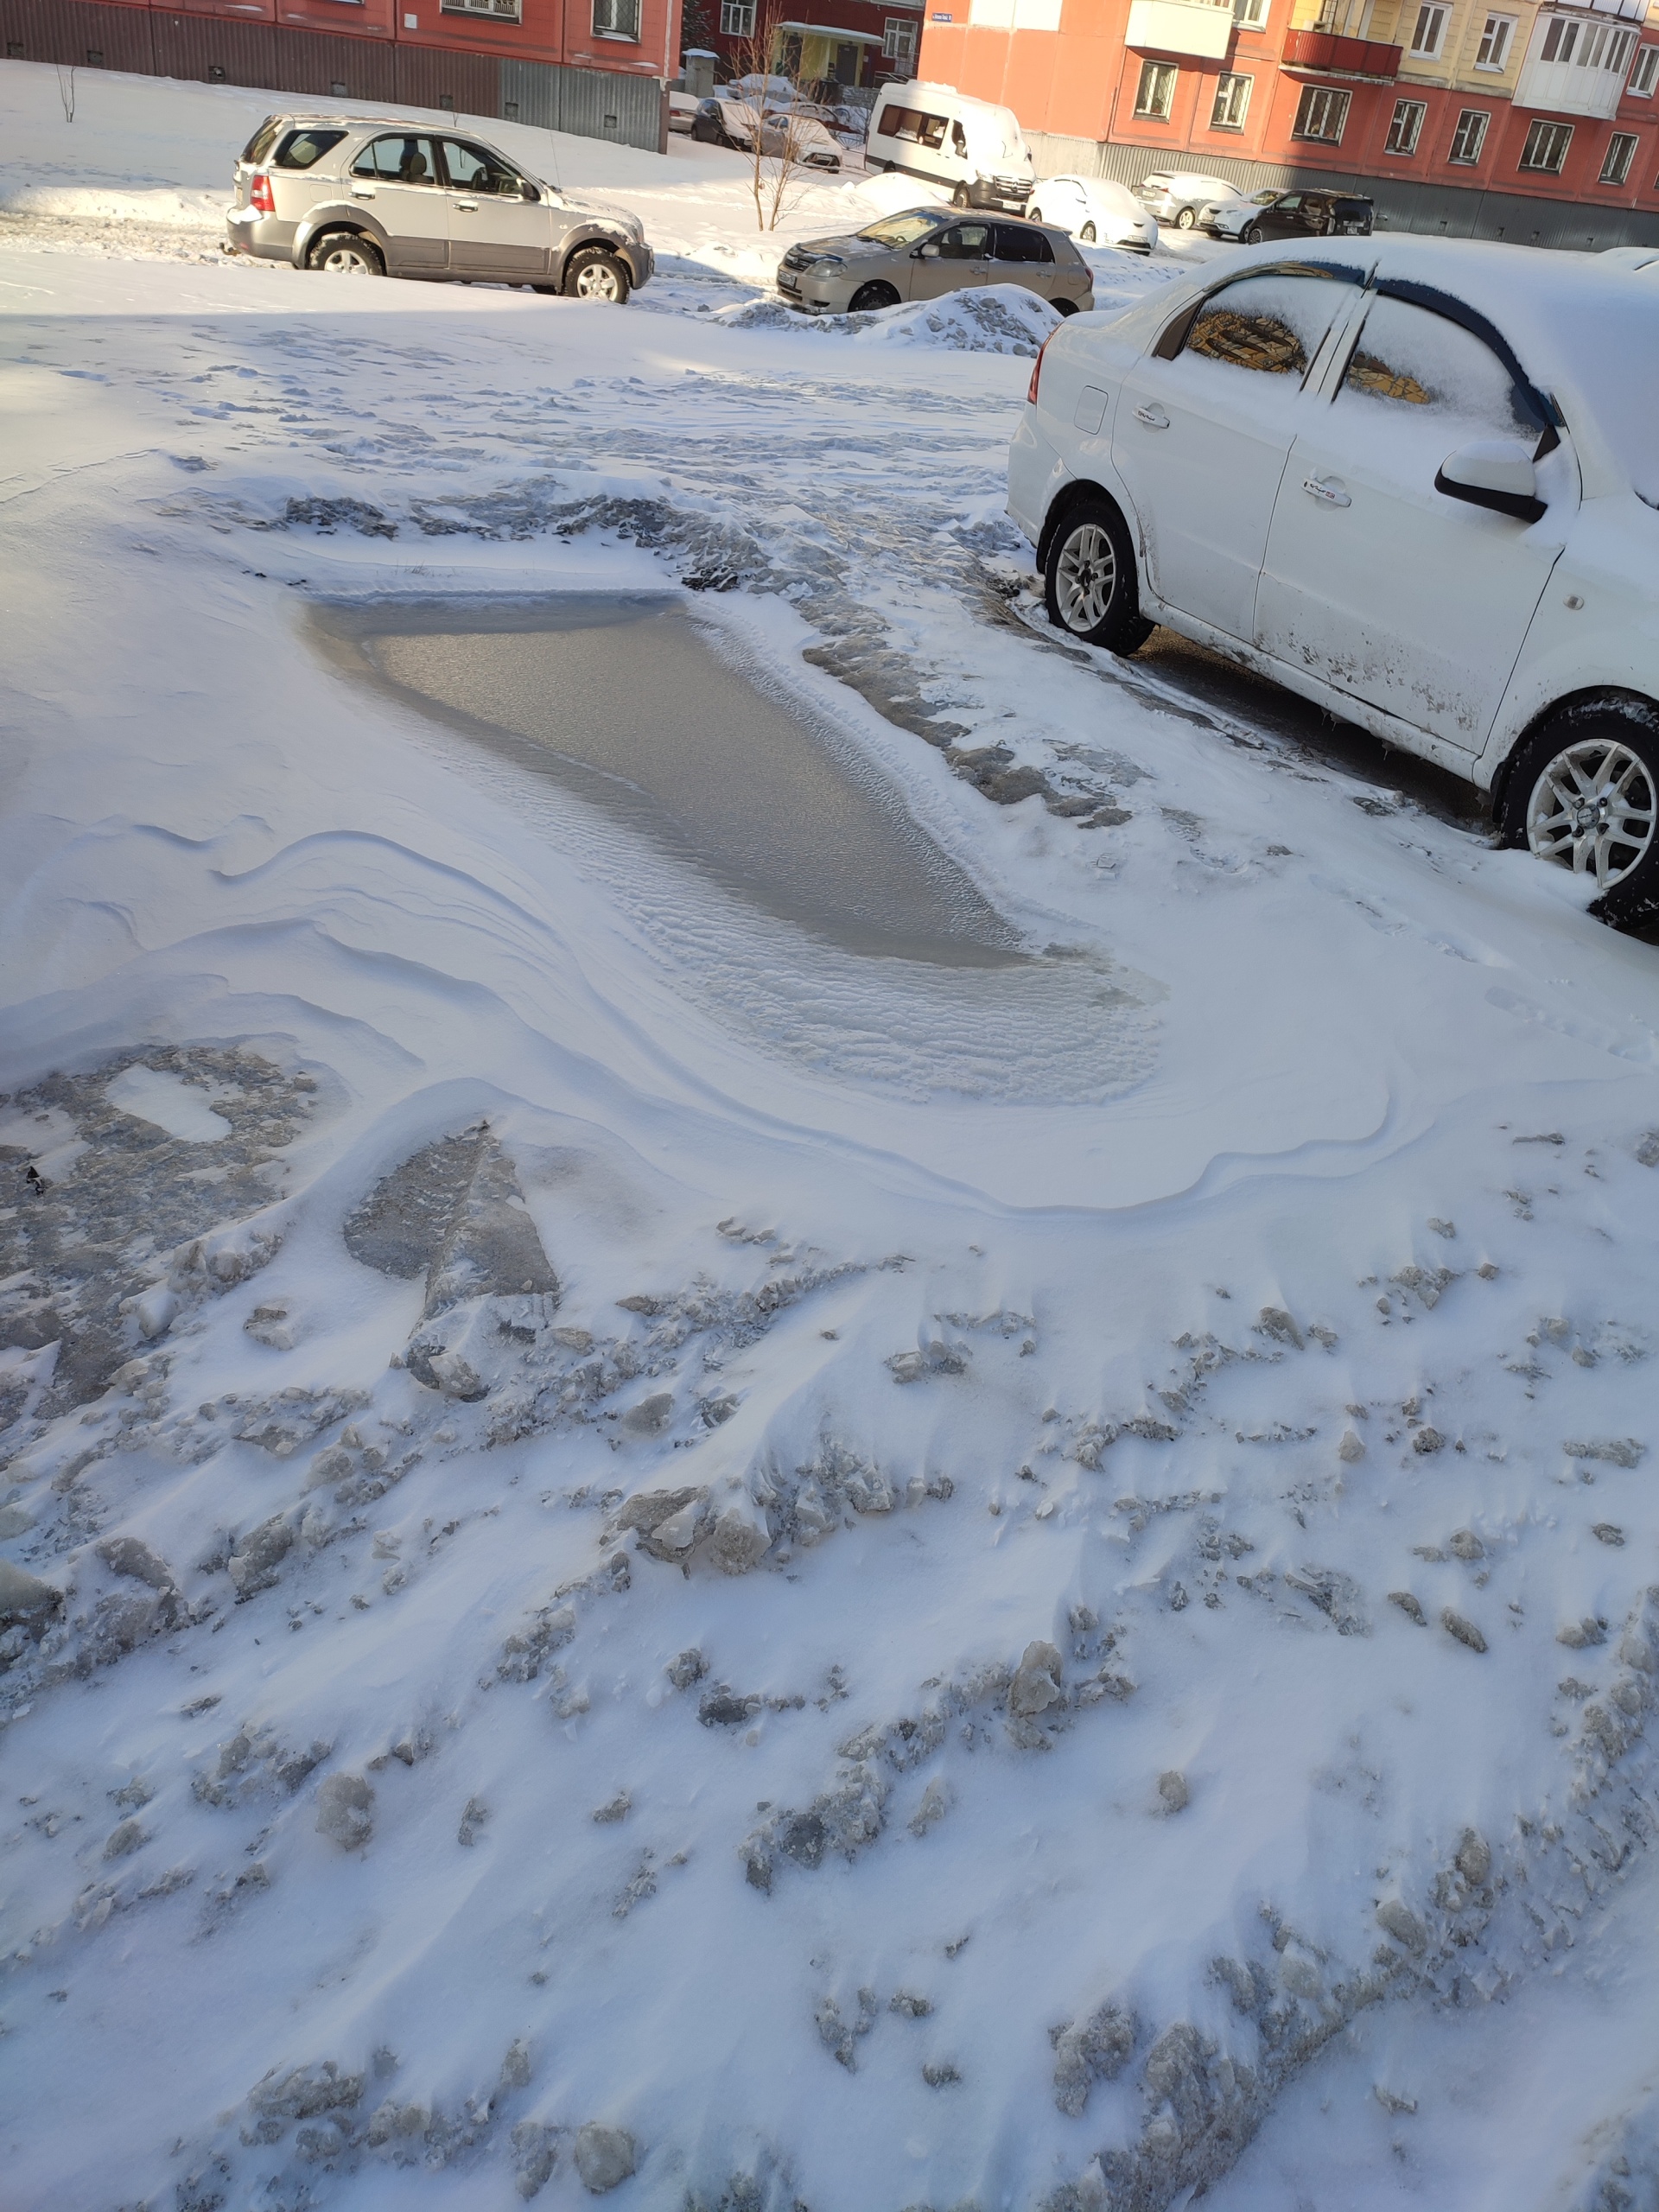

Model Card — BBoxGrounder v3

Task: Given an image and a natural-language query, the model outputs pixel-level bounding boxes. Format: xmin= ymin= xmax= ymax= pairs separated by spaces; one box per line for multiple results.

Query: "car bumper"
xmin=967 ymin=179 xmax=1032 ymax=211
xmin=777 ymin=267 xmax=855 ymax=311
xmin=621 ymin=242 xmax=655 ymax=288
xmin=1007 ymin=410 xmax=1066 ymax=546
xmin=224 ymin=208 xmax=301 ymax=264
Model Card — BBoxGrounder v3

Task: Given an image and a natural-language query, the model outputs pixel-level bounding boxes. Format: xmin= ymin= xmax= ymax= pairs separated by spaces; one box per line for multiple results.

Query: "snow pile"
xmin=717 ymin=281 xmax=1061 ymax=354
xmin=0 ymin=178 xmax=227 ymax=226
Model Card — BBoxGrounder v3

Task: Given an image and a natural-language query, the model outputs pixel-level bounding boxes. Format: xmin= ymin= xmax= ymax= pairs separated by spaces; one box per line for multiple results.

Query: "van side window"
xmin=951 ymin=121 xmax=968 ymax=155
xmin=918 ymin=111 xmax=949 ymax=149
xmin=876 ymin=105 xmax=901 ymax=137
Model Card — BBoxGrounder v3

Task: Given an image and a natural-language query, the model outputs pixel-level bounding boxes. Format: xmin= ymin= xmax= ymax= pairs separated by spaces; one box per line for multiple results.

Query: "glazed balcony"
xmin=1281 ymin=25 xmax=1404 ymax=75
xmin=1125 ymin=0 xmax=1235 ymax=59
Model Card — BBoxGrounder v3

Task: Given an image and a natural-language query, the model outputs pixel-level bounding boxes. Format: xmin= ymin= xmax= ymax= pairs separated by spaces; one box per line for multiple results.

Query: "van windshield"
xmin=856 ymin=213 xmax=947 ymax=246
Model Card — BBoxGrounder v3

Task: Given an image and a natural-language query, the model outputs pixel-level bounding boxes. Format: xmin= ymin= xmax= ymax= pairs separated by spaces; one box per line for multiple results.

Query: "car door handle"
xmin=454 ymin=200 xmax=479 ymax=213
xmin=1302 ymin=475 xmax=1351 ymax=506
xmin=1135 ymin=403 xmax=1170 ymax=429
xmin=351 ymin=186 xmax=376 ymax=199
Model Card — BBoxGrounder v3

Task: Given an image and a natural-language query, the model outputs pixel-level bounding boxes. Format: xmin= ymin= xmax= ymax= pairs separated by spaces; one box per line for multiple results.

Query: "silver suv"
xmin=225 ymin=116 xmax=654 ymax=302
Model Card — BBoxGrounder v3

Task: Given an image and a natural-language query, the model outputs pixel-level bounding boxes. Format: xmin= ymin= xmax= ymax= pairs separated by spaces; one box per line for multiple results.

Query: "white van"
xmin=866 ymin=82 xmax=1034 ymax=211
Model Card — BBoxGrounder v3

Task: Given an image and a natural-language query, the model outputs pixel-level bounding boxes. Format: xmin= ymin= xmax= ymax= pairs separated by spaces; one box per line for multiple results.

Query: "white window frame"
xmin=1409 ymin=1 xmax=1448 ymax=55
xmin=1474 ymin=11 xmax=1512 ymax=67
xmin=1233 ymin=0 xmax=1269 ymax=24
xmin=1135 ymin=59 xmax=1179 ymax=118
xmin=592 ymin=0 xmax=640 ymax=35
xmin=1210 ymin=70 xmax=1252 ymax=126
xmin=882 ymin=14 xmax=918 ymax=60
xmin=720 ymin=0 xmax=755 ymax=29
xmin=1519 ymin=115 xmax=1573 ymax=169
xmin=1447 ymin=105 xmax=1489 ymax=160
xmin=1385 ymin=95 xmax=1427 ymax=150
xmin=1539 ymin=16 xmax=1577 ymax=62
xmin=1600 ymin=129 xmax=1638 ymax=181
xmin=1605 ymin=26 xmax=1634 ymax=72
xmin=1630 ymin=41 xmax=1659 ymax=93
xmin=1292 ymin=82 xmax=1351 ymax=138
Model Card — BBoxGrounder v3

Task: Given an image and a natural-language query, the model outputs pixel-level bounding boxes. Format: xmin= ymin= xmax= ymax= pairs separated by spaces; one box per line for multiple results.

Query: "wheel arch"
xmin=1491 ymin=684 xmax=1659 ymax=822
xmin=1037 ymin=478 xmax=1129 ymax=576
xmin=294 ymin=208 xmax=390 ymax=266
xmin=554 ymin=229 xmax=628 ymax=287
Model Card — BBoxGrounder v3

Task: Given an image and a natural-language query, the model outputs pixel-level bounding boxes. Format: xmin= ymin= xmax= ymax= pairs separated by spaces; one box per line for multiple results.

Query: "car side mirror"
xmin=1434 ymin=438 xmax=1547 ymax=524
xmin=916 ymin=241 xmax=941 ymax=258
xmin=521 ymin=181 xmax=540 ymax=201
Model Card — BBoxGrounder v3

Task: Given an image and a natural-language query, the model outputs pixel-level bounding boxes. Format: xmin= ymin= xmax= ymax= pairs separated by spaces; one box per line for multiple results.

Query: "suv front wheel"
xmin=563 ymin=247 xmax=631 ymax=303
xmin=1502 ymin=697 xmax=1659 ymax=925
xmin=1044 ymin=495 xmax=1153 ymax=654
xmin=308 ymin=230 xmax=384 ymax=276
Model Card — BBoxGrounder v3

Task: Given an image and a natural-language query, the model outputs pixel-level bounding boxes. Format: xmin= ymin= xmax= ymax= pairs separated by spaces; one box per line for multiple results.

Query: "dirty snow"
xmin=2 ymin=53 xmax=1658 ymax=2212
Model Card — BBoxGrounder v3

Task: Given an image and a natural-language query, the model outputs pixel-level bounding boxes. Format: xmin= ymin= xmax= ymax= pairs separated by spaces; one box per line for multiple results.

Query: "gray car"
xmin=778 ymin=207 xmax=1094 ymax=317
xmin=225 ymin=115 xmax=654 ymax=302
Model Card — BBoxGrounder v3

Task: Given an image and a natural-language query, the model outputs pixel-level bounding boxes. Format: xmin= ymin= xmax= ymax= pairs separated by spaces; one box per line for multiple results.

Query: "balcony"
xmin=1281 ymin=25 xmax=1402 ymax=76
xmin=1125 ymin=0 xmax=1234 ymax=58
xmin=1513 ymin=3 xmax=1648 ymax=116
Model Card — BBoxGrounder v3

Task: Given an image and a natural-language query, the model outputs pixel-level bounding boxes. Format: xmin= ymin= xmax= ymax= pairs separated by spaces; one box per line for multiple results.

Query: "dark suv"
xmin=1223 ymin=188 xmax=1374 ymax=244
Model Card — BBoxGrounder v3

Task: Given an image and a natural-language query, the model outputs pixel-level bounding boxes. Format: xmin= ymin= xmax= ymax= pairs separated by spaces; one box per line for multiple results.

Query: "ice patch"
xmin=106 ymin=1064 xmax=232 ymax=1142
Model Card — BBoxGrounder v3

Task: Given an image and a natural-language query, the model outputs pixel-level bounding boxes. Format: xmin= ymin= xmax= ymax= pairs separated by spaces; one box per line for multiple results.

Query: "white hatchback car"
xmin=1026 ymin=175 xmax=1157 ymax=253
xmin=1010 ymin=238 xmax=1659 ymax=919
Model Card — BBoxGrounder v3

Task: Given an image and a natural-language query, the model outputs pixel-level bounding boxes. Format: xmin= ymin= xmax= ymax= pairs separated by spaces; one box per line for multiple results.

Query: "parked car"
xmin=691 ymin=96 xmax=842 ymax=169
xmin=866 ymin=82 xmax=1034 ymax=212
xmin=225 ymin=115 xmax=652 ymax=301
xmin=1209 ymin=188 xmax=1374 ymax=244
xmin=779 ymin=206 xmax=1093 ymax=316
xmin=1198 ymin=186 xmax=1279 ymax=235
xmin=1025 ymin=175 xmax=1157 ymax=253
xmin=1010 ymin=238 xmax=1659 ymax=918
xmin=1135 ymin=171 xmax=1240 ymax=230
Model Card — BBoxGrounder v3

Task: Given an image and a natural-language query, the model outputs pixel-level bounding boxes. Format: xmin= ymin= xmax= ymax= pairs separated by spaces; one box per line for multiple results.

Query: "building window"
xmin=882 ymin=14 xmax=918 ymax=62
xmin=1539 ymin=16 xmax=1576 ymax=61
xmin=1474 ymin=11 xmax=1512 ymax=67
xmin=1447 ymin=105 xmax=1489 ymax=160
xmin=1410 ymin=2 xmax=1447 ymax=55
xmin=1292 ymin=83 xmax=1351 ymax=138
xmin=1233 ymin=0 xmax=1268 ymax=24
xmin=1600 ymin=129 xmax=1638 ymax=181
xmin=1630 ymin=41 xmax=1659 ymax=92
xmin=1385 ymin=96 xmax=1427 ymax=150
xmin=719 ymin=0 xmax=753 ymax=27
xmin=1211 ymin=71 xmax=1252 ymax=126
xmin=1135 ymin=60 xmax=1179 ymax=118
xmin=1519 ymin=116 xmax=1573 ymax=168
xmin=442 ymin=0 xmax=520 ymax=16
xmin=592 ymin=0 xmax=640 ymax=34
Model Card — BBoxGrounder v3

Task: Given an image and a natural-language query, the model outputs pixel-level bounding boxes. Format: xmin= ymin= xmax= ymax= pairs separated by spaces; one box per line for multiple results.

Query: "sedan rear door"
xmin=989 ymin=223 xmax=1061 ymax=301
xmin=1254 ymin=287 xmax=1567 ymax=750
xmin=1113 ymin=264 xmax=1367 ymax=639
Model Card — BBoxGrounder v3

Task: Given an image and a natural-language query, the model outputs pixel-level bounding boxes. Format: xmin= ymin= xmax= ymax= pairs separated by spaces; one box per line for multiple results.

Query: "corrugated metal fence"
xmin=1027 ymin=127 xmax=1659 ymax=250
xmin=0 ymin=0 xmax=668 ymax=151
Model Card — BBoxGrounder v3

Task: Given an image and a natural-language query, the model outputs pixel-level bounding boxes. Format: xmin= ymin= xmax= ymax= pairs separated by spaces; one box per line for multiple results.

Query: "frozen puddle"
xmin=315 ymin=595 xmax=1160 ymax=1101
xmin=105 ymin=1063 xmax=232 ymax=1143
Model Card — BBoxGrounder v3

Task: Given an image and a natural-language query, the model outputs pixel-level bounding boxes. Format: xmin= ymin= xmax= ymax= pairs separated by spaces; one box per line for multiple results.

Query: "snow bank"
xmin=716 ymin=281 xmax=1061 ymax=354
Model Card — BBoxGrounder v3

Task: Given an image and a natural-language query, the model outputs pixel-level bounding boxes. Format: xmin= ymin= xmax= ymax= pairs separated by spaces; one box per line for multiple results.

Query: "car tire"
xmin=308 ymin=230 xmax=384 ymax=276
xmin=1175 ymin=206 xmax=1195 ymax=229
xmin=848 ymin=280 xmax=900 ymax=313
xmin=951 ymin=183 xmax=971 ymax=208
xmin=1244 ymin=222 xmax=1264 ymax=245
xmin=1080 ymin=220 xmax=1096 ymax=243
xmin=1027 ymin=205 xmax=1043 ymax=222
xmin=1052 ymin=299 xmax=1078 ymax=316
xmin=1500 ymin=697 xmax=1659 ymax=925
xmin=1044 ymin=495 xmax=1153 ymax=654
xmin=562 ymin=247 xmax=631 ymax=304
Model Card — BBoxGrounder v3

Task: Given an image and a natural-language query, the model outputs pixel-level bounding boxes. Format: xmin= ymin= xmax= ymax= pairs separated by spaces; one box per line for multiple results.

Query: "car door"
xmin=908 ymin=220 xmax=990 ymax=300
xmin=440 ymin=139 xmax=550 ymax=280
xmin=1114 ymin=265 xmax=1366 ymax=639
xmin=1254 ymin=289 xmax=1567 ymax=751
xmin=988 ymin=223 xmax=1058 ymax=300
xmin=346 ymin=133 xmax=448 ymax=272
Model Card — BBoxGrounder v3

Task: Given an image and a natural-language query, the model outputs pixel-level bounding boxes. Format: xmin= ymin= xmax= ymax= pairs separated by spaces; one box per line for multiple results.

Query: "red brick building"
xmin=919 ymin=0 xmax=1659 ymax=244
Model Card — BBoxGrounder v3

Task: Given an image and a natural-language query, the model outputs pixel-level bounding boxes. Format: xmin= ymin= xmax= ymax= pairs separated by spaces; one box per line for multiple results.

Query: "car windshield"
xmin=856 ymin=213 xmax=945 ymax=246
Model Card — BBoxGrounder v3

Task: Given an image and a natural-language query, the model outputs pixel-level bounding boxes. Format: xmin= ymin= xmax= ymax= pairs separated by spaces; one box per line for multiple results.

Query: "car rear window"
xmin=273 ymin=127 xmax=347 ymax=171
xmin=241 ymin=118 xmax=283 ymax=165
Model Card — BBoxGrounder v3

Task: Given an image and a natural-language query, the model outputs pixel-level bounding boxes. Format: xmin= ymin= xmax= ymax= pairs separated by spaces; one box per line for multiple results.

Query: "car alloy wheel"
xmin=1080 ymin=221 xmax=1096 ymax=243
xmin=309 ymin=231 xmax=383 ymax=276
xmin=1525 ymin=736 xmax=1657 ymax=890
xmin=952 ymin=184 xmax=970 ymax=207
xmin=1043 ymin=497 xmax=1153 ymax=652
xmin=1244 ymin=222 xmax=1263 ymax=245
xmin=1056 ymin=522 xmax=1116 ymax=631
xmin=563 ymin=248 xmax=631 ymax=304
xmin=1175 ymin=206 xmax=1195 ymax=229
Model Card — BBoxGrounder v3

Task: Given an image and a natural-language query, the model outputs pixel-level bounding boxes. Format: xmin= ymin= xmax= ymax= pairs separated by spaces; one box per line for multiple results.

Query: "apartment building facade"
xmin=698 ymin=0 xmax=924 ymax=91
xmin=1 ymin=0 xmax=679 ymax=149
xmin=918 ymin=0 xmax=1659 ymax=243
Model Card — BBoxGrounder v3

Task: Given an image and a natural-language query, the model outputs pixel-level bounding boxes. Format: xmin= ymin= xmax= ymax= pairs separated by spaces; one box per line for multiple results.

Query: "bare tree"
xmin=722 ymin=5 xmax=830 ymax=232
xmin=56 ymin=64 xmax=77 ymax=124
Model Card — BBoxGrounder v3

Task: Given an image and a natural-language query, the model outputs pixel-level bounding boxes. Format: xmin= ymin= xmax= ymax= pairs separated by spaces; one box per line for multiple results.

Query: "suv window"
xmin=1183 ymin=270 xmax=1360 ymax=378
xmin=994 ymin=224 xmax=1054 ymax=263
xmin=440 ymin=139 xmax=523 ymax=194
xmin=352 ymin=134 xmax=442 ymax=186
xmin=242 ymin=118 xmax=283 ymax=165
xmin=273 ymin=126 xmax=346 ymax=171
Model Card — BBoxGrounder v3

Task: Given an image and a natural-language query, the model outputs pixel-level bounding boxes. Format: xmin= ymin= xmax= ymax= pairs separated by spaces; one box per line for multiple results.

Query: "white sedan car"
xmin=1025 ymin=175 xmax=1157 ymax=253
xmin=1010 ymin=238 xmax=1659 ymax=920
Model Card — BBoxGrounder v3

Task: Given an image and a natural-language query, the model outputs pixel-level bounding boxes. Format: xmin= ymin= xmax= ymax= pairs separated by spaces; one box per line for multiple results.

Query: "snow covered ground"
xmin=3 ymin=55 xmax=1659 ymax=2212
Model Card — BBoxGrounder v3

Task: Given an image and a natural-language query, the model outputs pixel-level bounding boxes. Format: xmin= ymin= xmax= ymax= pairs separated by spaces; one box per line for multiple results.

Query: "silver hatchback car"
xmin=778 ymin=207 xmax=1094 ymax=317
xmin=225 ymin=115 xmax=654 ymax=301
